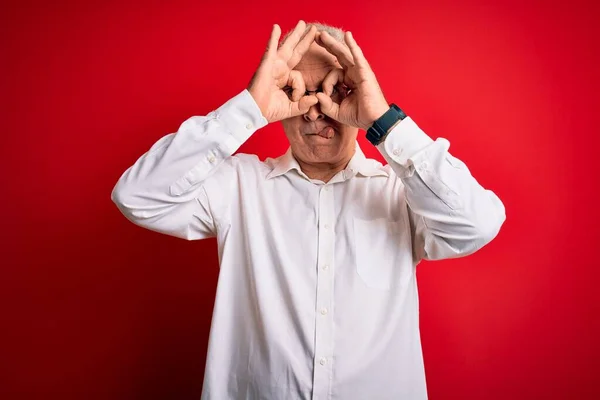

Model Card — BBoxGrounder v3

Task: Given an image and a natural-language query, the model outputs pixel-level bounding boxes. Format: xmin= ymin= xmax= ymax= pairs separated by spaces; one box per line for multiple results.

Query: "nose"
xmin=303 ymin=103 xmax=325 ymax=122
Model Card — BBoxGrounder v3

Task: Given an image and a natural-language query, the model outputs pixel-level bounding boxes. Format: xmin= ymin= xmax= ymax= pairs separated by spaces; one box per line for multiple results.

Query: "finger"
xmin=265 ymin=24 xmax=281 ymax=60
xmin=316 ymin=31 xmax=355 ymax=68
xmin=345 ymin=31 xmax=369 ymax=68
xmin=321 ymin=68 xmax=344 ymax=96
xmin=288 ymin=70 xmax=306 ymax=102
xmin=287 ymin=25 xmax=317 ymax=68
xmin=289 ymin=95 xmax=319 ymax=117
xmin=279 ymin=20 xmax=306 ymax=57
xmin=315 ymin=92 xmax=340 ymax=121
xmin=250 ymin=25 xmax=280 ymax=87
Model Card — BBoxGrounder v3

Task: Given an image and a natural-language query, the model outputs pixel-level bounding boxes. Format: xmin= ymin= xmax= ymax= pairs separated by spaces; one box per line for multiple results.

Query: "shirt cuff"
xmin=376 ymin=116 xmax=434 ymax=166
xmin=215 ymin=89 xmax=268 ymax=149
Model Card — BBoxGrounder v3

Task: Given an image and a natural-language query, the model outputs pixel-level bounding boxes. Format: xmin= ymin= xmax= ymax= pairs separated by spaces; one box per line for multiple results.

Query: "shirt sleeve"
xmin=111 ymin=89 xmax=268 ymax=240
xmin=376 ymin=117 xmax=506 ymax=261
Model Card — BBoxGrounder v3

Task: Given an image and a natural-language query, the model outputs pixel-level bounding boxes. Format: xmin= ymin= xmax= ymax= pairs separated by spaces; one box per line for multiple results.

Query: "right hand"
xmin=248 ymin=21 xmax=319 ymax=123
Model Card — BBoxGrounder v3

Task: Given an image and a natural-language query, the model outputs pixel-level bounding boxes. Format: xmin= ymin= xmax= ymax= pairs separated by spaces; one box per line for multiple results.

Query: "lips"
xmin=304 ymin=126 xmax=334 ymax=139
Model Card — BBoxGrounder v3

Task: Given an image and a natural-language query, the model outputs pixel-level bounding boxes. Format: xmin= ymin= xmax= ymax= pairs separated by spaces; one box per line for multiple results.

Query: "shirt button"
xmin=321 ymin=264 xmax=329 ymax=270
xmin=323 ymin=224 xmax=330 ymax=230
xmin=393 ymin=149 xmax=402 ymax=156
xmin=319 ymin=357 xmax=327 ymax=366
xmin=421 ymin=162 xmax=429 ymax=170
xmin=320 ymin=307 xmax=328 ymax=315
xmin=207 ymin=155 xmax=216 ymax=163
xmin=324 ymin=186 xmax=330 ymax=192
xmin=245 ymin=123 xmax=253 ymax=130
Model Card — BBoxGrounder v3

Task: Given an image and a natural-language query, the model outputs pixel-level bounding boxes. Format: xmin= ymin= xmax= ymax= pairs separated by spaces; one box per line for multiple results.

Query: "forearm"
xmin=111 ymin=89 xmax=267 ymax=221
xmin=376 ymin=117 xmax=506 ymax=260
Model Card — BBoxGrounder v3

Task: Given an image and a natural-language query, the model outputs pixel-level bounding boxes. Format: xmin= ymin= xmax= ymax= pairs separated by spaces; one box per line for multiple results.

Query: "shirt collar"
xmin=266 ymin=142 xmax=389 ymax=181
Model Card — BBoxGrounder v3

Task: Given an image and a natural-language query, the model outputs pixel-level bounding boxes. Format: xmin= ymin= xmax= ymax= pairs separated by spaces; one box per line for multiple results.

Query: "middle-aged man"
xmin=112 ymin=21 xmax=506 ymax=400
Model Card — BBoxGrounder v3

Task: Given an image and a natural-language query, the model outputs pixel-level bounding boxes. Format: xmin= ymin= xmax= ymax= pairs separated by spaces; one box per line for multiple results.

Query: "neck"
xmin=297 ymin=156 xmax=351 ymax=183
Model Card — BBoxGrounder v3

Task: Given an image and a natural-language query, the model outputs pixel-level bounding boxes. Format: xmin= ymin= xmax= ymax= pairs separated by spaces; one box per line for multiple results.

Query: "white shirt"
xmin=112 ymin=90 xmax=505 ymax=400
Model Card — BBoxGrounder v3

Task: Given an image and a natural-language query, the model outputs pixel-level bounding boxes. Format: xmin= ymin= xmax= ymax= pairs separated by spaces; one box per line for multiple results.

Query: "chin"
xmin=306 ymin=145 xmax=345 ymax=162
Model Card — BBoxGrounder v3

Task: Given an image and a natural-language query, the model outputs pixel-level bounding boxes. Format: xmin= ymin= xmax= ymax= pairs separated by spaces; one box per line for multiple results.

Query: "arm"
xmin=314 ymin=31 xmax=505 ymax=261
xmin=376 ymin=117 xmax=506 ymax=261
xmin=112 ymin=21 xmax=319 ymax=240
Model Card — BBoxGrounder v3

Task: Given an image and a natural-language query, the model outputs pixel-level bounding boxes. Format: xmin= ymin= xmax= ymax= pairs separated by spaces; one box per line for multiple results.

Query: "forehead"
xmin=293 ymin=42 xmax=339 ymax=89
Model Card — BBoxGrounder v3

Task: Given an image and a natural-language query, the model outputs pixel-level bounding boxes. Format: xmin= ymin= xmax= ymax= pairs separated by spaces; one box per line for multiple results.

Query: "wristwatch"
xmin=365 ymin=104 xmax=407 ymax=146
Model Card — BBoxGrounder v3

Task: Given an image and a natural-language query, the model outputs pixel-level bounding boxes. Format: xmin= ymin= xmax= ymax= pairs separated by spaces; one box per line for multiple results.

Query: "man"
xmin=112 ymin=21 xmax=505 ymax=400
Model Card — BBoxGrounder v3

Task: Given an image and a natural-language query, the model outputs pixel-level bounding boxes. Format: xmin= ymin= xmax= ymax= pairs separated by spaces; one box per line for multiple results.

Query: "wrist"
xmin=246 ymin=87 xmax=270 ymax=122
xmin=365 ymin=103 xmax=407 ymax=146
xmin=365 ymin=103 xmax=391 ymax=130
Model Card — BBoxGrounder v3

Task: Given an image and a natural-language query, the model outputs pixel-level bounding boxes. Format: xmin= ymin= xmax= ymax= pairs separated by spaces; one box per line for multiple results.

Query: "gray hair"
xmin=282 ymin=21 xmax=346 ymax=45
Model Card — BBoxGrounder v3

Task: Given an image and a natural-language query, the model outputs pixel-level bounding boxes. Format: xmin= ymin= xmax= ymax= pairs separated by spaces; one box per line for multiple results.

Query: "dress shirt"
xmin=112 ymin=89 xmax=506 ymax=400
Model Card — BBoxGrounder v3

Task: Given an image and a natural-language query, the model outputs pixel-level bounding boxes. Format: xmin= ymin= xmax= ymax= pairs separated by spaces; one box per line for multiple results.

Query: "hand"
xmin=248 ymin=21 xmax=319 ymax=123
xmin=314 ymin=31 xmax=390 ymax=131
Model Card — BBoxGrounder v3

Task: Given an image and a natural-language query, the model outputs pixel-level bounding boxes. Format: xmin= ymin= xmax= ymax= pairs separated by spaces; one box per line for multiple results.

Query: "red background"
xmin=2 ymin=0 xmax=599 ymax=398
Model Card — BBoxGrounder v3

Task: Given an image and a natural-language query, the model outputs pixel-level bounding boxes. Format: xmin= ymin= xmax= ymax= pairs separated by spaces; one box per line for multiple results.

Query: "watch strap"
xmin=366 ymin=104 xmax=407 ymax=146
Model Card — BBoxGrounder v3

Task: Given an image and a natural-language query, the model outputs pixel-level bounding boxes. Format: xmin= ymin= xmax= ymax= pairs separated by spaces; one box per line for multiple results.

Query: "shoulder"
xmin=227 ymin=153 xmax=275 ymax=178
xmin=361 ymin=157 xmax=397 ymax=179
xmin=230 ymin=153 xmax=261 ymax=165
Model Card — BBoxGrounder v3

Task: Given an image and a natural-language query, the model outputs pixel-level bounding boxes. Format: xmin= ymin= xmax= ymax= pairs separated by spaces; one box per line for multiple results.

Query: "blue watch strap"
xmin=365 ymin=104 xmax=407 ymax=146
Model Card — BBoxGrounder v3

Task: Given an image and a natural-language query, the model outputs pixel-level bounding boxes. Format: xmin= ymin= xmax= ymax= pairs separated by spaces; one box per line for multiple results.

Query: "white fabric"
xmin=112 ymin=89 xmax=506 ymax=400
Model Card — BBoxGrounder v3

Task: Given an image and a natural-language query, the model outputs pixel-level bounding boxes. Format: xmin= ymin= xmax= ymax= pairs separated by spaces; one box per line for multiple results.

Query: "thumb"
xmin=291 ymin=95 xmax=318 ymax=116
xmin=316 ymin=92 xmax=339 ymax=121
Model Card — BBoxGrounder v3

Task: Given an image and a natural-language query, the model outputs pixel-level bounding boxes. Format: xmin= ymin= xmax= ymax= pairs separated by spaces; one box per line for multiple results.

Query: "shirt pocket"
xmin=353 ymin=217 xmax=413 ymax=291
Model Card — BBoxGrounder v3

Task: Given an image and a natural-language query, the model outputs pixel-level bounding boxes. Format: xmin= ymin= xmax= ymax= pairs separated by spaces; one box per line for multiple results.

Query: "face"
xmin=280 ymin=42 xmax=359 ymax=169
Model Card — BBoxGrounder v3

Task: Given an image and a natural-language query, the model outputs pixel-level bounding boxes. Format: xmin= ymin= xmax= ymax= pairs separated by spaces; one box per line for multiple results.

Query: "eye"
xmin=337 ymin=84 xmax=351 ymax=97
xmin=284 ymin=87 xmax=298 ymax=101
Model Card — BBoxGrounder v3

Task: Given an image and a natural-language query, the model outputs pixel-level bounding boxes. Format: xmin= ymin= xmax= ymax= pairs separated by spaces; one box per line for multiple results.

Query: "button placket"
xmin=312 ymin=184 xmax=335 ymax=399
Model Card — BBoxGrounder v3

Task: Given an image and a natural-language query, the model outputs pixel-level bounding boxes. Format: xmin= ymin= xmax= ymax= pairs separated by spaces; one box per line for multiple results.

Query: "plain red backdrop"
xmin=1 ymin=0 xmax=599 ymax=398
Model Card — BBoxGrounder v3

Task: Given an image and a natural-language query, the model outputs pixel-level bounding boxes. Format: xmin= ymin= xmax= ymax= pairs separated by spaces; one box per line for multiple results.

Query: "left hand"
xmin=314 ymin=31 xmax=390 ymax=131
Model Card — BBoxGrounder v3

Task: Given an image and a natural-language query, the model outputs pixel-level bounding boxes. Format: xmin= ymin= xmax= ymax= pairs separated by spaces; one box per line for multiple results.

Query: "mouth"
xmin=304 ymin=126 xmax=335 ymax=139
